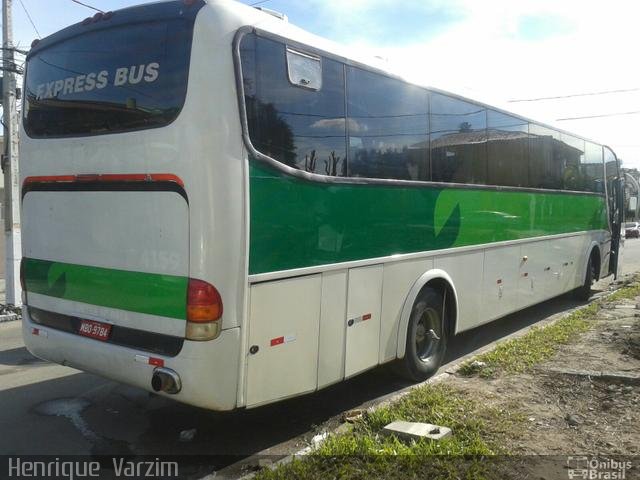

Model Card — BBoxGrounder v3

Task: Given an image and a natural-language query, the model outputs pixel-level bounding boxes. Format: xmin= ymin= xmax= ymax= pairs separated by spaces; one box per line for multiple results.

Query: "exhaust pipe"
xmin=151 ymin=367 xmax=182 ymax=394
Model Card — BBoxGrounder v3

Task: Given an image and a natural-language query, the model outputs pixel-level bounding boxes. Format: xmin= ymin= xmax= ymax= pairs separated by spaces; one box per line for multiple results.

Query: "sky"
xmin=7 ymin=0 xmax=640 ymax=167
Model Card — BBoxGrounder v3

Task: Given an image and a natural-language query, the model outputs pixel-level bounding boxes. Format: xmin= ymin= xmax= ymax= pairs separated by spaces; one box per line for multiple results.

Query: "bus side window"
xmin=604 ymin=147 xmax=619 ymax=214
xmin=584 ymin=141 xmax=605 ymax=193
xmin=529 ymin=124 xmax=562 ymax=190
xmin=430 ymin=93 xmax=487 ymax=185
xmin=559 ymin=134 xmax=586 ymax=192
xmin=286 ymin=47 xmax=322 ymax=90
xmin=240 ymin=34 xmax=347 ymax=176
xmin=346 ymin=66 xmax=429 ymax=181
xmin=486 ymin=110 xmax=528 ymax=188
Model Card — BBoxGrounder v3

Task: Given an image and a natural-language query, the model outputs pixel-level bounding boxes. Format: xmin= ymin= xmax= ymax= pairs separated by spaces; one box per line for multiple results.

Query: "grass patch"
xmin=254 ymin=384 xmax=520 ymax=480
xmin=604 ymin=280 xmax=640 ymax=303
xmin=458 ymin=304 xmax=596 ymax=377
xmin=459 ymin=279 xmax=640 ymax=378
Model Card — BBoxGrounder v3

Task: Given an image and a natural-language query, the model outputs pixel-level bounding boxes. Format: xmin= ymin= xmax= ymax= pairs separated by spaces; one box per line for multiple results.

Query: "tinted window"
xmin=558 ymin=134 xmax=586 ymax=191
xmin=242 ymin=34 xmax=347 ymax=176
xmin=605 ymin=147 xmax=619 ymax=211
xmin=24 ymin=20 xmax=195 ymax=137
xmin=486 ymin=111 xmax=528 ymax=187
xmin=584 ymin=142 xmax=605 ymax=193
xmin=529 ymin=124 xmax=563 ymax=189
xmin=604 ymin=147 xmax=619 ymax=182
xmin=346 ymin=67 xmax=428 ymax=180
xmin=430 ymin=93 xmax=487 ymax=184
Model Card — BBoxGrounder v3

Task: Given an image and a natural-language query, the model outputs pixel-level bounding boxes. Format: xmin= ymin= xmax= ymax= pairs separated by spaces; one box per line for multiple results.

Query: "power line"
xmin=17 ymin=0 xmax=40 ymax=38
xmin=0 ymin=46 xmax=27 ymax=55
xmin=0 ymin=67 xmax=23 ymax=74
xmin=556 ymin=110 xmax=640 ymax=121
xmin=250 ymin=0 xmax=272 ymax=6
xmin=70 ymin=0 xmax=103 ymax=13
xmin=510 ymin=87 xmax=640 ymax=103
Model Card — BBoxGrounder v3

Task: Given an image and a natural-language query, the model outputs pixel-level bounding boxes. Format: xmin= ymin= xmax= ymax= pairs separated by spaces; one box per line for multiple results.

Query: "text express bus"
xmin=20 ymin=0 xmax=624 ymax=410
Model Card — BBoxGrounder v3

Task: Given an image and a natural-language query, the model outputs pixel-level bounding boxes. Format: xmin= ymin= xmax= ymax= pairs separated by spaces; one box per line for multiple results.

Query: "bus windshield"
xmin=24 ymin=19 xmax=194 ymax=138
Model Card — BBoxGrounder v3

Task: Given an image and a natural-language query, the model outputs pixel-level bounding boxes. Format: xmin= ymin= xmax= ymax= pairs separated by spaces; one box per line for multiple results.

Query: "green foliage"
xmin=604 ymin=282 xmax=640 ymax=303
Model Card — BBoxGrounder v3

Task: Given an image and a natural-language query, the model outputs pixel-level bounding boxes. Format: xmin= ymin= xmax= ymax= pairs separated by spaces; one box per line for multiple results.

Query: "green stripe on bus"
xmin=249 ymin=160 xmax=609 ymax=275
xmin=23 ymin=258 xmax=188 ymax=320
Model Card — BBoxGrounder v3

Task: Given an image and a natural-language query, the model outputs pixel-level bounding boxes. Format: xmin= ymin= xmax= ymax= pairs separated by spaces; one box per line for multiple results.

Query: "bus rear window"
xmin=24 ymin=19 xmax=194 ymax=138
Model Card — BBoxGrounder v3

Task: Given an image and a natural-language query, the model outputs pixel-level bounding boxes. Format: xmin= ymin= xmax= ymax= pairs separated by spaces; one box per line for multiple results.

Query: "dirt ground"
xmin=450 ymin=292 xmax=640 ymax=478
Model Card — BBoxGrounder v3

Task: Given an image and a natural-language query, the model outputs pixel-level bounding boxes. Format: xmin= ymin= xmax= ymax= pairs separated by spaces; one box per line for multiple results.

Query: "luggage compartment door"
xmin=344 ymin=265 xmax=383 ymax=378
xmin=246 ymin=275 xmax=321 ymax=407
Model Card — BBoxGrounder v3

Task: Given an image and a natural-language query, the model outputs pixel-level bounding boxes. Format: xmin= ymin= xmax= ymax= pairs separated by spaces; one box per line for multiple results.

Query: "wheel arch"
xmin=396 ymin=269 xmax=458 ymax=359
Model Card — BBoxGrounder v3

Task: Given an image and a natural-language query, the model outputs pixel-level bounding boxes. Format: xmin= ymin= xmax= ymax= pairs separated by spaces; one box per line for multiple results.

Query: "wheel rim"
xmin=415 ymin=307 xmax=441 ymax=362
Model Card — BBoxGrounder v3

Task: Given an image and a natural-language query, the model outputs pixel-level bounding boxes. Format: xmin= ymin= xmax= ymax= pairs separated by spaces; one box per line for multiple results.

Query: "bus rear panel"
xmin=20 ymin=0 xmax=246 ymax=411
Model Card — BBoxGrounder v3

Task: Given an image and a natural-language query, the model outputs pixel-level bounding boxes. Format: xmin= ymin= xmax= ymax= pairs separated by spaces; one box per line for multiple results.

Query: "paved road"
xmin=1 ymin=239 xmax=639 ymax=475
xmin=620 ymin=236 xmax=640 ymax=275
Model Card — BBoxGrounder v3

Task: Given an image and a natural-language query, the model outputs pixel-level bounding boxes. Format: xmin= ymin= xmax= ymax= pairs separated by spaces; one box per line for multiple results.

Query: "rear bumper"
xmin=22 ymin=309 xmax=241 ymax=411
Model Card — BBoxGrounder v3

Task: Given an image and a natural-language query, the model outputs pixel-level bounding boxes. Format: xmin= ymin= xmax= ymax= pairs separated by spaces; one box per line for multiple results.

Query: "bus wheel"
xmin=398 ymin=287 xmax=448 ymax=382
xmin=573 ymin=254 xmax=595 ymax=301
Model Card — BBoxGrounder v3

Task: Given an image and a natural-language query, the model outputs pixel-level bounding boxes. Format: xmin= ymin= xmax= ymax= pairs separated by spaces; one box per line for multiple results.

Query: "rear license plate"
xmin=78 ymin=319 xmax=112 ymax=341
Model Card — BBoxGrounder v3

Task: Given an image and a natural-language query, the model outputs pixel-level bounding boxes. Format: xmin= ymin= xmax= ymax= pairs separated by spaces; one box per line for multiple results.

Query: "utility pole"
xmin=2 ymin=0 xmax=22 ymax=306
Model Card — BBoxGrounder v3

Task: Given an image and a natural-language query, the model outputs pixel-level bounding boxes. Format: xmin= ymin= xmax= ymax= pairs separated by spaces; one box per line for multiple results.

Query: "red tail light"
xmin=186 ymin=279 xmax=223 ymax=341
xmin=187 ymin=279 xmax=222 ymax=322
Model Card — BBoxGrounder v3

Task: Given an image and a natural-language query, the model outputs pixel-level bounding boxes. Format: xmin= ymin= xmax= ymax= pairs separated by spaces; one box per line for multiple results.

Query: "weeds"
xmin=459 ymin=279 xmax=640 ymax=378
xmin=254 ymin=384 xmax=513 ymax=480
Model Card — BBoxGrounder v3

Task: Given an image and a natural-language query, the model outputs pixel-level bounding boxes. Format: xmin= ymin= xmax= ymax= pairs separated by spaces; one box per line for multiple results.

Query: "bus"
xmin=20 ymin=0 xmax=624 ymax=411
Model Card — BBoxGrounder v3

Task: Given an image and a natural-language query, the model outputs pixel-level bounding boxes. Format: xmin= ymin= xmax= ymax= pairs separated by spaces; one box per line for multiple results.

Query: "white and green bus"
xmin=20 ymin=0 xmax=624 ymax=411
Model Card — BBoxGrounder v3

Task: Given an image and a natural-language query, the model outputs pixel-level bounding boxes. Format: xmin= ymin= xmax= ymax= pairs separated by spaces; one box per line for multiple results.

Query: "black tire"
xmin=573 ymin=254 xmax=595 ymax=301
xmin=397 ymin=287 xmax=448 ymax=382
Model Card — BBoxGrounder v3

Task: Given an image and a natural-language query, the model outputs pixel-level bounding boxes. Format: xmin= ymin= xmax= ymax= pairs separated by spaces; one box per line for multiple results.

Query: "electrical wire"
xmin=250 ymin=0 xmax=272 ymax=6
xmin=556 ymin=110 xmax=640 ymax=121
xmin=70 ymin=0 xmax=103 ymax=13
xmin=510 ymin=87 xmax=640 ymax=103
xmin=0 ymin=47 xmax=27 ymax=55
xmin=18 ymin=0 xmax=41 ymax=38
